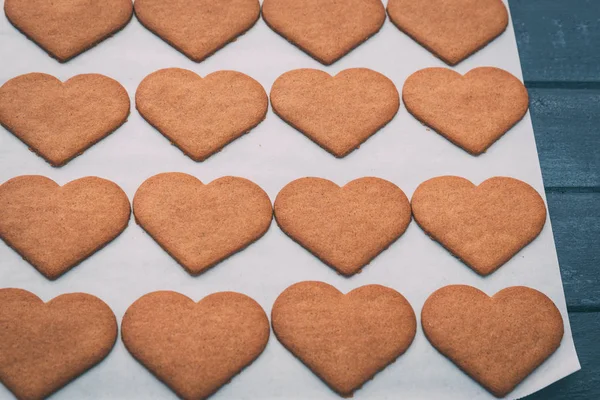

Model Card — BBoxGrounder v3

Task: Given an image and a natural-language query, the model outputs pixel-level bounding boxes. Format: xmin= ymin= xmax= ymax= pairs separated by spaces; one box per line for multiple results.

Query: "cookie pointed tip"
xmin=333 ymin=150 xmax=351 ymax=158
xmin=489 ymin=386 xmax=512 ymax=398
xmin=189 ymin=55 xmax=206 ymax=63
xmin=41 ymin=271 xmax=61 ymax=281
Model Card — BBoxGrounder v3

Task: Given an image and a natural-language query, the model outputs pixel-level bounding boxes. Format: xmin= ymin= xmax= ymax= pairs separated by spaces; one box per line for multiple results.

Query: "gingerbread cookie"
xmin=133 ymin=173 xmax=272 ymax=275
xmin=262 ymin=0 xmax=386 ymax=65
xmin=274 ymin=177 xmax=411 ymax=276
xmin=134 ymin=0 xmax=260 ymax=62
xmin=422 ymin=285 xmax=564 ymax=397
xmin=4 ymin=0 xmax=133 ymax=62
xmin=272 ymin=281 xmax=416 ymax=396
xmin=0 ymin=73 xmax=130 ymax=167
xmin=136 ymin=68 xmax=267 ymax=161
xmin=402 ymin=67 xmax=529 ymax=155
xmin=411 ymin=176 xmax=546 ymax=276
xmin=270 ymin=68 xmax=399 ymax=157
xmin=122 ymin=291 xmax=269 ymax=400
xmin=0 ymin=288 xmax=117 ymax=400
xmin=0 ymin=176 xmax=130 ymax=279
xmin=387 ymin=0 xmax=508 ymax=65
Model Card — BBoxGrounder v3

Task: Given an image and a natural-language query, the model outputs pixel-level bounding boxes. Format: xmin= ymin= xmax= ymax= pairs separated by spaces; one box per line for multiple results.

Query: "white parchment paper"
xmin=0 ymin=1 xmax=580 ymax=399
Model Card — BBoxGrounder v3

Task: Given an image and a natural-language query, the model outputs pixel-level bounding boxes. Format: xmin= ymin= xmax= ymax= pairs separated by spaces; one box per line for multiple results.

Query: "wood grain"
xmin=530 ymin=89 xmax=600 ymax=188
xmin=511 ymin=0 xmax=600 ymax=396
xmin=510 ymin=0 xmax=600 ymax=83
xmin=546 ymin=192 xmax=600 ymax=310
xmin=523 ymin=312 xmax=600 ymax=399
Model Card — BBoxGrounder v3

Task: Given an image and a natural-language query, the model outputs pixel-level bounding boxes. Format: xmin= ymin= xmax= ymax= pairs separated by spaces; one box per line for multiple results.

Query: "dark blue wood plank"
xmin=529 ymin=88 xmax=600 ymax=188
xmin=547 ymin=192 xmax=600 ymax=310
xmin=524 ymin=312 xmax=600 ymax=399
xmin=509 ymin=0 xmax=600 ymax=83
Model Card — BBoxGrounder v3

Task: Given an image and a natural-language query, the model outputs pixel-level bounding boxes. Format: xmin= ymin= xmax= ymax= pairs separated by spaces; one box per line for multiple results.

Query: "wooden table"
xmin=0 ymin=2 xmax=596 ymax=398
xmin=510 ymin=1 xmax=600 ymax=398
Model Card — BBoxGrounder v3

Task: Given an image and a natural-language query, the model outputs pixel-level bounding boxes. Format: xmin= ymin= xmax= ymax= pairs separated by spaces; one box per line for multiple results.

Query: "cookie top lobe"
xmin=0 ymin=175 xmax=130 ymax=279
xmin=272 ymin=281 xmax=416 ymax=396
xmin=122 ymin=290 xmax=269 ymax=400
xmin=0 ymin=288 xmax=117 ymax=400
xmin=422 ymin=285 xmax=564 ymax=397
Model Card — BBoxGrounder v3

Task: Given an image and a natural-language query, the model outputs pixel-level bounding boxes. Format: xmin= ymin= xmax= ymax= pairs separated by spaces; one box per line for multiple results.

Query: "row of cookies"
xmin=0 ymin=66 xmax=529 ymax=166
xmin=0 ymin=282 xmax=564 ymax=400
xmin=5 ymin=0 xmax=509 ymax=64
xmin=0 ymin=173 xmax=546 ymax=279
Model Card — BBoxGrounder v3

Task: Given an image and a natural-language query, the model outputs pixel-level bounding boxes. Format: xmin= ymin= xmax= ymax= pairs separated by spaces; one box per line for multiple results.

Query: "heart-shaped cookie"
xmin=0 ymin=288 xmax=117 ymax=400
xmin=122 ymin=291 xmax=269 ymax=400
xmin=134 ymin=0 xmax=260 ymax=62
xmin=422 ymin=285 xmax=564 ymax=397
xmin=272 ymin=281 xmax=416 ymax=396
xmin=387 ymin=0 xmax=508 ymax=65
xmin=270 ymin=69 xmax=399 ymax=157
xmin=0 ymin=73 xmax=130 ymax=166
xmin=0 ymin=176 xmax=130 ymax=279
xmin=411 ymin=176 xmax=546 ymax=275
xmin=262 ymin=0 xmax=386 ymax=65
xmin=133 ymin=173 xmax=272 ymax=275
xmin=274 ymin=177 xmax=410 ymax=275
xmin=4 ymin=0 xmax=133 ymax=62
xmin=136 ymin=68 xmax=268 ymax=161
xmin=403 ymin=67 xmax=529 ymax=155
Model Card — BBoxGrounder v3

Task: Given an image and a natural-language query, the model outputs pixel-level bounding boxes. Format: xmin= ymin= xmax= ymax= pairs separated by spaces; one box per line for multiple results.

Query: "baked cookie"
xmin=0 ymin=288 xmax=117 ymax=400
xmin=0 ymin=73 xmax=130 ymax=167
xmin=403 ymin=67 xmax=529 ymax=155
xmin=274 ymin=177 xmax=411 ymax=276
xmin=122 ymin=291 xmax=269 ymax=400
xmin=0 ymin=176 xmax=130 ymax=279
xmin=270 ymin=68 xmax=399 ymax=157
xmin=411 ymin=176 xmax=546 ymax=275
xmin=136 ymin=68 xmax=267 ymax=161
xmin=387 ymin=0 xmax=508 ymax=65
xmin=262 ymin=0 xmax=386 ymax=65
xmin=422 ymin=285 xmax=564 ymax=397
xmin=133 ymin=173 xmax=272 ymax=275
xmin=272 ymin=281 xmax=416 ymax=396
xmin=134 ymin=0 xmax=260 ymax=62
xmin=4 ymin=0 xmax=133 ymax=62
